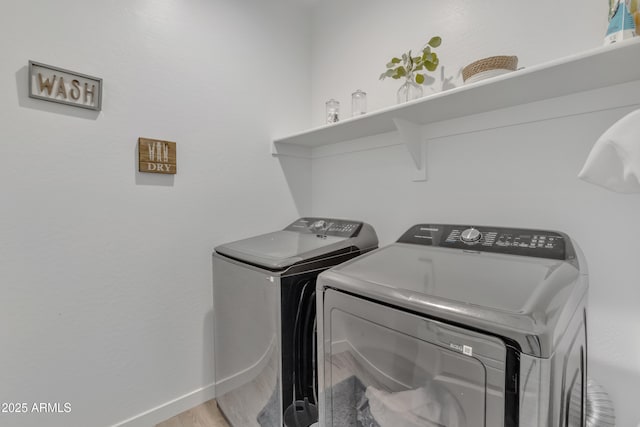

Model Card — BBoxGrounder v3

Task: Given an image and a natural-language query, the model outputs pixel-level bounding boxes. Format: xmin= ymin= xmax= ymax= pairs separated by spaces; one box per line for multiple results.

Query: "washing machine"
xmin=213 ymin=217 xmax=378 ymax=427
xmin=317 ymin=223 xmax=588 ymax=427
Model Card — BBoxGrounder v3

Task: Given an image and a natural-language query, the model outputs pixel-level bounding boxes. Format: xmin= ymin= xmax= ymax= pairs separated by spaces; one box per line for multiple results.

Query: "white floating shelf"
xmin=273 ymin=38 xmax=640 ymax=151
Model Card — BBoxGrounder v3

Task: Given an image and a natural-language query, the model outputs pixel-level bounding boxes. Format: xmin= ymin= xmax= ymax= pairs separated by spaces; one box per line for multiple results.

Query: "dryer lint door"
xmin=320 ymin=289 xmax=508 ymax=427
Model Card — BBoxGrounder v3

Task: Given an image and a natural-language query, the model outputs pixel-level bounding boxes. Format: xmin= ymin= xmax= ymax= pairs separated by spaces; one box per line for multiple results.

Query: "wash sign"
xmin=28 ymin=61 xmax=102 ymax=111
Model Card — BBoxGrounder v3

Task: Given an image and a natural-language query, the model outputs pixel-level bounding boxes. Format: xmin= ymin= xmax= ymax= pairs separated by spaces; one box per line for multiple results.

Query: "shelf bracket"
xmin=393 ymin=118 xmax=427 ymax=181
xmin=271 ymin=141 xmax=312 ymax=159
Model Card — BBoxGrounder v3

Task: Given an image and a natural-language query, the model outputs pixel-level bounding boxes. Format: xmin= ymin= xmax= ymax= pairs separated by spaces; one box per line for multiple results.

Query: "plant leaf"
xmin=379 ymin=72 xmax=387 ymax=80
xmin=386 ymin=62 xmax=396 ymax=68
xmin=396 ymin=66 xmax=407 ymax=78
xmin=391 ymin=57 xmax=401 ymax=64
xmin=415 ymin=73 xmax=425 ymax=84
xmin=385 ymin=69 xmax=395 ymax=77
xmin=428 ymin=36 xmax=442 ymax=48
xmin=425 ymin=61 xmax=437 ymax=71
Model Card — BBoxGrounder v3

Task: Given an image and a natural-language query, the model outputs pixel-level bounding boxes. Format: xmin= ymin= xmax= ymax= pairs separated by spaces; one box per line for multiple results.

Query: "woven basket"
xmin=462 ymin=55 xmax=518 ymax=82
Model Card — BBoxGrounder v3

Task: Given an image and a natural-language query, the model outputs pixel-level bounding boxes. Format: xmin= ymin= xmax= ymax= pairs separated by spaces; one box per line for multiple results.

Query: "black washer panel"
xmin=284 ymin=217 xmax=363 ymax=238
xmin=398 ymin=224 xmax=574 ymax=261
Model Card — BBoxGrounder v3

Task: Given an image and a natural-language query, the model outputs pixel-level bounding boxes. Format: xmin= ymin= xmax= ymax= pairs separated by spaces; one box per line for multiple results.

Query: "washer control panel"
xmin=398 ymin=224 xmax=574 ymax=260
xmin=284 ymin=217 xmax=363 ymax=238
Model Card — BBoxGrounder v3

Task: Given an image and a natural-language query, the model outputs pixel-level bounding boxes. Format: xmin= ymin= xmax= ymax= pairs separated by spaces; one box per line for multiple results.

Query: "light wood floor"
xmin=155 ymin=350 xmax=373 ymax=427
xmin=156 ymin=400 xmax=230 ymax=427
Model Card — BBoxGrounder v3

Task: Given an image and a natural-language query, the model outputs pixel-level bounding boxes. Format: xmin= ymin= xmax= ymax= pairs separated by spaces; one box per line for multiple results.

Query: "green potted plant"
xmin=379 ymin=36 xmax=442 ymax=103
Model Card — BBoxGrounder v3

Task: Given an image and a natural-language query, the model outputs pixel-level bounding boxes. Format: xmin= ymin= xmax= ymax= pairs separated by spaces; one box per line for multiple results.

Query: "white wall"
xmin=309 ymin=0 xmax=606 ymax=126
xmin=0 ymin=1 xmax=310 ymax=426
xmin=309 ymin=0 xmax=640 ymax=425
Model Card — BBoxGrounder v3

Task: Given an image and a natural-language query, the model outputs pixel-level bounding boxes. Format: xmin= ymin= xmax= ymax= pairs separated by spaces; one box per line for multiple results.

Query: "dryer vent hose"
xmin=584 ymin=377 xmax=616 ymax=427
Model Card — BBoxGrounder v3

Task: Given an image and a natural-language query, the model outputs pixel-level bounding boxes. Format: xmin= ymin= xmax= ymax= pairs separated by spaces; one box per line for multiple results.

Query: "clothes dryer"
xmin=213 ymin=217 xmax=378 ymax=427
xmin=317 ymin=224 xmax=588 ymax=427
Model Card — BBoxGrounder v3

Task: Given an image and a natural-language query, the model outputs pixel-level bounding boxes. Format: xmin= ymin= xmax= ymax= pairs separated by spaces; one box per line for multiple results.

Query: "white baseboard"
xmin=110 ymin=384 xmax=216 ymax=427
xmin=330 ymin=339 xmax=351 ymax=354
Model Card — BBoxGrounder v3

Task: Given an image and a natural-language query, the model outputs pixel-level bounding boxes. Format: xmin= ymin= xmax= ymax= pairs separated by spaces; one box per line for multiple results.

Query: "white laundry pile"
xmin=364 ymin=383 xmax=464 ymax=427
xmin=579 ymin=109 xmax=640 ymax=193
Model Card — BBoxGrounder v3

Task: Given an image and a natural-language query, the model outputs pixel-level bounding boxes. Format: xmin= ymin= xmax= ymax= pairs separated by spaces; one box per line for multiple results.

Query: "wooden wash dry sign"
xmin=138 ymin=138 xmax=177 ymax=174
xmin=28 ymin=61 xmax=102 ymax=110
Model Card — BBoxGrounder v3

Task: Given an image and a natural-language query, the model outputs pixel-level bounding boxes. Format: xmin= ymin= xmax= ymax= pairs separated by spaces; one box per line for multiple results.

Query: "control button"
xmin=460 ymin=228 xmax=482 ymax=243
xmin=310 ymin=220 xmax=331 ymax=235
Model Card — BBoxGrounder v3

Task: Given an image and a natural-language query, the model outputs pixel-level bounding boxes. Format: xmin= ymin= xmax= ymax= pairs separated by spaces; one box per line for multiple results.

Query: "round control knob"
xmin=311 ymin=220 xmax=326 ymax=230
xmin=460 ymin=228 xmax=482 ymax=243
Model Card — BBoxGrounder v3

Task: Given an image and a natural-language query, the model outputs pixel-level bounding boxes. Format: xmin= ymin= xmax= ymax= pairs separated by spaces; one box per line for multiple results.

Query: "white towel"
xmin=578 ymin=109 xmax=640 ymax=193
xmin=365 ymin=384 xmax=464 ymax=427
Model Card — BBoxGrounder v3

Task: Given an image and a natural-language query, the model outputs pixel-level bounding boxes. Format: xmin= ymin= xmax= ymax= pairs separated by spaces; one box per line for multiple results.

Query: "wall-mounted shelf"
xmin=272 ymin=38 xmax=640 ymax=180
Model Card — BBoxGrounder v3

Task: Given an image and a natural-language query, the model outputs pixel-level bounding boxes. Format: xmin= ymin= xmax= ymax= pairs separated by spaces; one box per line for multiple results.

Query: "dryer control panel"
xmin=398 ymin=224 xmax=575 ymax=261
xmin=284 ymin=217 xmax=363 ymax=238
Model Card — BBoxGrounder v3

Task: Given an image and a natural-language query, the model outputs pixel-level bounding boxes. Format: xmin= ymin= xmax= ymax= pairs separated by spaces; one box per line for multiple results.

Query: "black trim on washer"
xmin=504 ymin=343 xmax=520 ymax=427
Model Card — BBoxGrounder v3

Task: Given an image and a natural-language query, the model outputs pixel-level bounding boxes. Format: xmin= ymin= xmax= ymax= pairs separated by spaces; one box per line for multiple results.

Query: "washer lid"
xmin=215 ymin=217 xmax=378 ymax=271
xmin=319 ymin=242 xmax=587 ymax=357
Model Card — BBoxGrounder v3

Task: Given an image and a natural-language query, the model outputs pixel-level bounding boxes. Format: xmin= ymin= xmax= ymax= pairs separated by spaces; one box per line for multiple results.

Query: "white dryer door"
xmin=319 ymin=289 xmax=507 ymax=427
